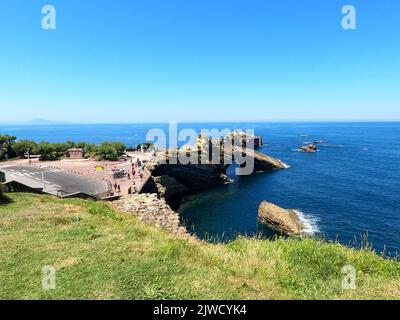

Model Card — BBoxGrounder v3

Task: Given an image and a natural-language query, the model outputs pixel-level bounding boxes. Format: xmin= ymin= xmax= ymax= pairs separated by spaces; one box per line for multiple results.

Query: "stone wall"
xmin=113 ymin=193 xmax=192 ymax=238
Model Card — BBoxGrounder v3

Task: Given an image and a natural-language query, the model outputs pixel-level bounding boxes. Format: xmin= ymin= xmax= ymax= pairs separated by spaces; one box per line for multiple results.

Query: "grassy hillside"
xmin=0 ymin=193 xmax=399 ymax=299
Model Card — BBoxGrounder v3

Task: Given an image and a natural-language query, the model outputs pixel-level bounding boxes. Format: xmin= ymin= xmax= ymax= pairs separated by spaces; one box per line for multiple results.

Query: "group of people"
xmin=103 ymin=157 xmax=147 ymax=196
xmin=114 ymin=158 xmax=144 ymax=194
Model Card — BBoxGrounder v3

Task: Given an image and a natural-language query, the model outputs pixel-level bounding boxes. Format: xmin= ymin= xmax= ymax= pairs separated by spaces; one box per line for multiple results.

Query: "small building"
xmin=66 ymin=148 xmax=84 ymax=159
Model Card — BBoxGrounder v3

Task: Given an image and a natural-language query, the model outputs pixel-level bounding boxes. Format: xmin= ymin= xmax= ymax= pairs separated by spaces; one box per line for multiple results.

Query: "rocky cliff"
xmin=113 ymin=193 xmax=191 ymax=238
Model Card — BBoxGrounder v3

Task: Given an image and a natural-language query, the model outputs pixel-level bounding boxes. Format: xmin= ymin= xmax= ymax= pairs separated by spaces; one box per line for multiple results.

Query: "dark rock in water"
xmin=153 ymin=175 xmax=189 ymax=203
xmin=300 ymin=144 xmax=317 ymax=153
xmin=258 ymin=201 xmax=304 ymax=235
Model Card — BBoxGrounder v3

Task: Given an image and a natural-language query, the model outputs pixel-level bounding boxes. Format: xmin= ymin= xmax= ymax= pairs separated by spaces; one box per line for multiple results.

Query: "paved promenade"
xmin=0 ymin=152 xmax=153 ymax=198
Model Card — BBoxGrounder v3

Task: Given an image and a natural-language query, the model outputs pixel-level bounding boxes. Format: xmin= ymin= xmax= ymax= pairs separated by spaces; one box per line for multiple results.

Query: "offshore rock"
xmin=300 ymin=144 xmax=317 ymax=153
xmin=258 ymin=201 xmax=304 ymax=235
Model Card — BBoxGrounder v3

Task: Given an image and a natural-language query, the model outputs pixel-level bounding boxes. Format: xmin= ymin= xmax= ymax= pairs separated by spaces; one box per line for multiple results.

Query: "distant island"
xmin=24 ymin=119 xmax=67 ymax=125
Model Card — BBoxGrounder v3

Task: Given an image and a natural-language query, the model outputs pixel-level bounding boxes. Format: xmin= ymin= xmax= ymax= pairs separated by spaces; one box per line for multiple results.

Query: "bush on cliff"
xmin=0 ymin=193 xmax=399 ymax=300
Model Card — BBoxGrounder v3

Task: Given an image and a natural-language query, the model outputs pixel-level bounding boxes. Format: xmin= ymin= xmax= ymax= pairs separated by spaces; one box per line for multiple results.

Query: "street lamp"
xmin=40 ymin=165 xmax=47 ymax=191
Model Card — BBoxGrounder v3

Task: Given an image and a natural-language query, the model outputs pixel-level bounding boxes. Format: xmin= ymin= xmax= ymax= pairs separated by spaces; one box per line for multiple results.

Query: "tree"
xmin=13 ymin=140 xmax=38 ymax=157
xmin=52 ymin=143 xmax=69 ymax=159
xmin=112 ymin=142 xmax=126 ymax=155
xmin=96 ymin=142 xmax=126 ymax=161
xmin=0 ymin=135 xmax=17 ymax=160
xmin=36 ymin=141 xmax=57 ymax=161
xmin=75 ymin=142 xmax=96 ymax=157
xmin=65 ymin=140 xmax=75 ymax=149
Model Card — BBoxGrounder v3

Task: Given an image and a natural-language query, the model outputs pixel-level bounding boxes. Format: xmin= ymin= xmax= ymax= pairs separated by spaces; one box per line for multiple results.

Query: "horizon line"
xmin=1 ymin=119 xmax=400 ymax=126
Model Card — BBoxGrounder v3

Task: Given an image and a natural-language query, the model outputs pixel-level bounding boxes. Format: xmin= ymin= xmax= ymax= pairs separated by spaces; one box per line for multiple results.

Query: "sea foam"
xmin=278 ymin=159 xmax=291 ymax=169
xmin=293 ymin=210 xmax=320 ymax=236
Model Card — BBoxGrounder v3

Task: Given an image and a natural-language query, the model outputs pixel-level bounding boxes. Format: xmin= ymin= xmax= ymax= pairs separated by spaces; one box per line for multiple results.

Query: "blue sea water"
xmin=1 ymin=122 xmax=399 ymax=255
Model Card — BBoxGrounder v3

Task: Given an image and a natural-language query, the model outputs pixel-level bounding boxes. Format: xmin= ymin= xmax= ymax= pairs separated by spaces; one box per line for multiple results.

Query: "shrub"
xmin=96 ymin=142 xmax=126 ymax=161
xmin=0 ymin=135 xmax=17 ymax=160
xmin=13 ymin=140 xmax=38 ymax=157
xmin=36 ymin=141 xmax=58 ymax=161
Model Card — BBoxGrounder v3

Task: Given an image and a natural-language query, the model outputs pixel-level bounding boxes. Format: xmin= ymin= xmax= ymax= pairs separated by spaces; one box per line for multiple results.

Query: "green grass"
xmin=0 ymin=193 xmax=399 ymax=300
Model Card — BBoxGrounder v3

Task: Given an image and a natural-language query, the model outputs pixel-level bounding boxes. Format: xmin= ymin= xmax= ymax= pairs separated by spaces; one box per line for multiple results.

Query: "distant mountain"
xmin=24 ymin=119 xmax=67 ymax=125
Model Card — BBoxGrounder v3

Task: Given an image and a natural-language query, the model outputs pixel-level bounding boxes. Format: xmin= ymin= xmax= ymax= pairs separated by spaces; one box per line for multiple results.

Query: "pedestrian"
xmin=118 ymin=185 xmax=121 ymax=193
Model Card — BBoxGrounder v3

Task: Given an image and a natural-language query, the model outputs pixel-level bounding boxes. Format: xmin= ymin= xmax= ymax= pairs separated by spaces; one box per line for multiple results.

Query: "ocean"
xmin=1 ymin=122 xmax=399 ymax=255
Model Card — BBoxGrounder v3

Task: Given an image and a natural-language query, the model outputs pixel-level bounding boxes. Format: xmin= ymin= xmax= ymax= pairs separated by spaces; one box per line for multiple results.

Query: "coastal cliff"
xmin=113 ymin=193 xmax=191 ymax=238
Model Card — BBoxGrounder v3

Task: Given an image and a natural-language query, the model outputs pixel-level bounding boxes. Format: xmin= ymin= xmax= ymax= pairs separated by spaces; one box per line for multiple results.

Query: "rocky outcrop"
xmin=258 ymin=201 xmax=304 ymax=235
xmin=153 ymin=175 xmax=189 ymax=203
xmin=152 ymin=163 xmax=230 ymax=194
xmin=113 ymin=193 xmax=191 ymax=238
xmin=249 ymin=149 xmax=287 ymax=171
xmin=300 ymin=144 xmax=317 ymax=153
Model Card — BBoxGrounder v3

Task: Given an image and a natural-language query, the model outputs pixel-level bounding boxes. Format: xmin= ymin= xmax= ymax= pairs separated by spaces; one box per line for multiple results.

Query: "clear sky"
xmin=0 ymin=0 xmax=399 ymax=123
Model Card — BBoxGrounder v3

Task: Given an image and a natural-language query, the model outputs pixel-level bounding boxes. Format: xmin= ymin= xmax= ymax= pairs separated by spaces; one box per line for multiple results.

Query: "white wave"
xmin=278 ymin=159 xmax=291 ymax=169
xmin=293 ymin=210 xmax=320 ymax=236
xmin=224 ymin=178 xmax=235 ymax=184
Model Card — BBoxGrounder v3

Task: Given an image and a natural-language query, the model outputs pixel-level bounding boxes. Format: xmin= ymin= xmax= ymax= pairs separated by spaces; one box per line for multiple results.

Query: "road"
xmin=1 ymin=165 xmax=109 ymax=197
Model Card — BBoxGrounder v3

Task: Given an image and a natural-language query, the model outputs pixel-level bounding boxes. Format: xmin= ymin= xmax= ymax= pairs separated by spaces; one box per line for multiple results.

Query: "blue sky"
xmin=0 ymin=0 xmax=399 ymax=123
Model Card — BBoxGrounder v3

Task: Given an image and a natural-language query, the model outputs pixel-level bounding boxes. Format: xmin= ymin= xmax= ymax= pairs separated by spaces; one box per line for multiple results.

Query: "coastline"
xmin=2 ymin=122 xmax=400 ymax=254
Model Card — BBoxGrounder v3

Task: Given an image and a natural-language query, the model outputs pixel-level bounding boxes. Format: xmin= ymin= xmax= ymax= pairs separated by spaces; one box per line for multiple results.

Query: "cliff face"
xmin=152 ymin=175 xmax=189 ymax=202
xmin=147 ymin=150 xmax=286 ymax=208
xmin=150 ymin=163 xmax=230 ymax=207
xmin=113 ymin=193 xmax=191 ymax=238
xmin=152 ymin=163 xmax=230 ymax=190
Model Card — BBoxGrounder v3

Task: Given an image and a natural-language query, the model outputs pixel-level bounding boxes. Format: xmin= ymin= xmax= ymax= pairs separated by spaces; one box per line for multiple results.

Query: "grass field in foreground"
xmin=0 ymin=193 xmax=399 ymax=299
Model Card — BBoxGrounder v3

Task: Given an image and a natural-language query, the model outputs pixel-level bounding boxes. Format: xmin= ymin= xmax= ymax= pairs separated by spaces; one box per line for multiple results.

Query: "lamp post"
xmin=40 ymin=166 xmax=47 ymax=191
